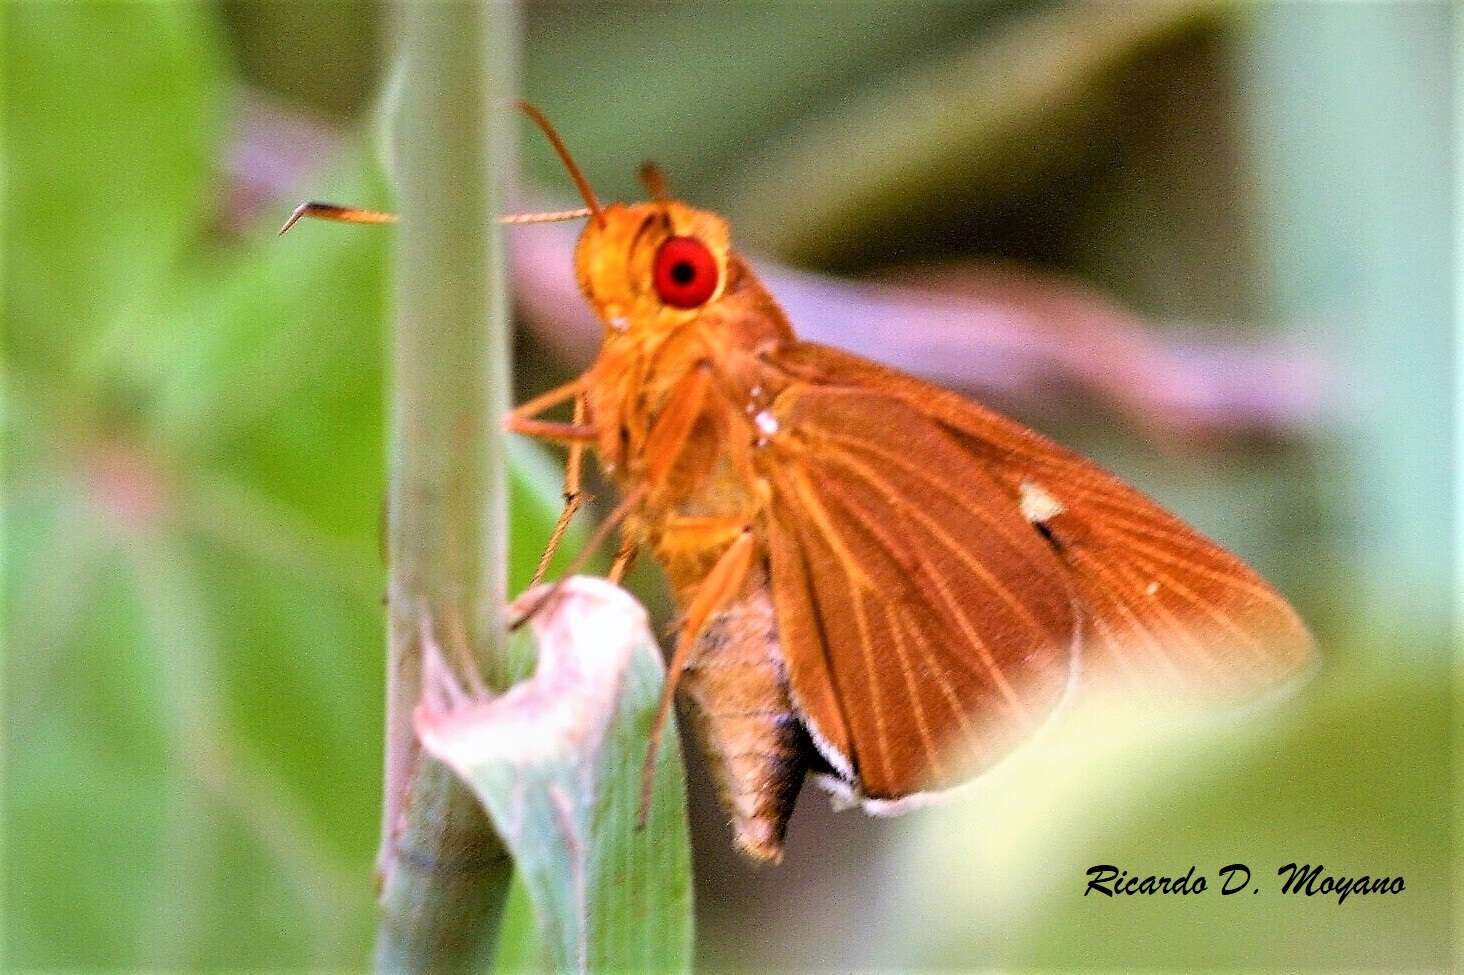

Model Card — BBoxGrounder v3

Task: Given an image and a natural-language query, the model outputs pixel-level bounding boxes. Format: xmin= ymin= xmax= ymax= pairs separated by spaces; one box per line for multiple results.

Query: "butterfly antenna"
xmin=501 ymin=207 xmax=594 ymax=225
xmin=281 ymin=201 xmax=594 ymax=234
xmin=516 ymin=100 xmax=604 ymax=227
xmin=284 ymin=103 xmax=600 ymax=235
xmin=279 ymin=202 xmax=397 ymax=236
xmin=638 ymin=161 xmax=669 ymax=201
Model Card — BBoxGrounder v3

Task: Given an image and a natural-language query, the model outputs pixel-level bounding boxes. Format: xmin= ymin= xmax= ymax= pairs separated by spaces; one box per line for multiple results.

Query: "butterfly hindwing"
xmin=759 ymin=384 xmax=1079 ymax=800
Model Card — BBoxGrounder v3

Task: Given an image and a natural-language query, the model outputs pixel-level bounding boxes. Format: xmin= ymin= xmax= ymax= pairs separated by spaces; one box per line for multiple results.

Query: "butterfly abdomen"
xmin=677 ymin=574 xmax=811 ymax=863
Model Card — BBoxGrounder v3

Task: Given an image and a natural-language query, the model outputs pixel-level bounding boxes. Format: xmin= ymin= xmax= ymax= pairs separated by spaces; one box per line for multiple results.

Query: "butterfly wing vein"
xmin=757 ymin=343 xmax=1317 ymax=803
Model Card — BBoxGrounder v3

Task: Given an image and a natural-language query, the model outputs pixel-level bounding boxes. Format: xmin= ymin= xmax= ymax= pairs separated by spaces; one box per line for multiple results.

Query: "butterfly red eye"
xmin=652 ymin=236 xmax=719 ymax=308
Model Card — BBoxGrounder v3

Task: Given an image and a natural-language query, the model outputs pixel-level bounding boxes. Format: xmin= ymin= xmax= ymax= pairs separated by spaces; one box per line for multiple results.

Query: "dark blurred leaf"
xmin=220 ymin=1 xmax=386 ymax=118
xmin=721 ymin=0 xmax=1221 ymax=264
xmin=521 ymin=1 xmax=1021 ymax=205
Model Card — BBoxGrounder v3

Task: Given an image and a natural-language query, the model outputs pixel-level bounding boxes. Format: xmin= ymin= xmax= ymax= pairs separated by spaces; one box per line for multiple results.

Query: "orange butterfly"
xmin=289 ymin=103 xmax=1316 ymax=863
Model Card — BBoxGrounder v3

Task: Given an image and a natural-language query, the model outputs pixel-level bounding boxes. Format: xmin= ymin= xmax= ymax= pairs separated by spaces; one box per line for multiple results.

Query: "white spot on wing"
xmin=754 ymin=409 xmax=779 ymax=445
xmin=1019 ymin=479 xmax=1065 ymax=524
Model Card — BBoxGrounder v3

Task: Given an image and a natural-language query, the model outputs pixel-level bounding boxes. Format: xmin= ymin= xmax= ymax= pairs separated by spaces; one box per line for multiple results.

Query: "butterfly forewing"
xmin=760 ymin=386 xmax=1079 ymax=800
xmin=765 ymin=342 xmax=1317 ymax=704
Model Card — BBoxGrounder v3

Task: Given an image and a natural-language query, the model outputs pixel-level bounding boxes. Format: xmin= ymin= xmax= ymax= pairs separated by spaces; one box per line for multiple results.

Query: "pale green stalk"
xmin=374 ymin=2 xmax=517 ymax=970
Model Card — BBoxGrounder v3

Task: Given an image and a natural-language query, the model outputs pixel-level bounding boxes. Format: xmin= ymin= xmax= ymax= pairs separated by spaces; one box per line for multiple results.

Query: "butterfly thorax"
xmin=582 ymin=248 xmax=795 ymax=593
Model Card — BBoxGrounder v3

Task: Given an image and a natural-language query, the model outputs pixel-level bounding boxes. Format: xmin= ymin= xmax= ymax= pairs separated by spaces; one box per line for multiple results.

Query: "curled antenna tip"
xmin=278 ymin=202 xmax=313 ymax=236
xmin=279 ymin=201 xmax=398 ymax=236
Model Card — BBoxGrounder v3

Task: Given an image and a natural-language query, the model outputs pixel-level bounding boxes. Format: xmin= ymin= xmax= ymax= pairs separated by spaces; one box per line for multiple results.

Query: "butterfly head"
xmin=520 ymin=103 xmax=783 ymax=344
xmin=574 ymin=199 xmax=732 ymax=336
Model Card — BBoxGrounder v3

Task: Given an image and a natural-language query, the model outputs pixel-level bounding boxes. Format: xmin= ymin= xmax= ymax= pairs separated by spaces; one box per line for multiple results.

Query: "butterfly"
xmin=288 ymin=103 xmax=1316 ymax=863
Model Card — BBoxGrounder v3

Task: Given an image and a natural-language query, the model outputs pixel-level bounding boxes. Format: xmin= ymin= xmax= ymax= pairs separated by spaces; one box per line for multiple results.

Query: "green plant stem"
xmin=374 ymin=1 xmax=517 ymax=970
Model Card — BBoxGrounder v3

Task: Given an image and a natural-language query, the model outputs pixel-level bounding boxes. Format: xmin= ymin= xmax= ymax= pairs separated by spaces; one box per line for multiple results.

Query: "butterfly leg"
xmin=504 ymin=375 xmax=596 ymax=444
xmin=510 ymin=483 xmax=650 ymax=629
xmin=506 ymin=376 xmax=601 ymax=602
xmin=608 ymin=535 xmax=639 ymax=584
xmin=641 ymin=361 xmax=711 ymax=488
xmin=639 ymin=525 xmax=757 ymax=823
xmin=529 ymin=394 xmax=590 ymax=587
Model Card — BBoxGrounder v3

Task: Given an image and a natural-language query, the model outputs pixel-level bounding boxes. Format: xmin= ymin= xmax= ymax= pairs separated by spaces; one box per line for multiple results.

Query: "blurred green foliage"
xmin=4 ymin=4 xmax=567 ymax=967
xmin=4 ymin=1 xmax=1452 ymax=971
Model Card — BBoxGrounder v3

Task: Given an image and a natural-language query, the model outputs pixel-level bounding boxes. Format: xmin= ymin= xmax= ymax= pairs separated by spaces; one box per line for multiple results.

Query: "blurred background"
xmin=3 ymin=1 xmax=1452 ymax=970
